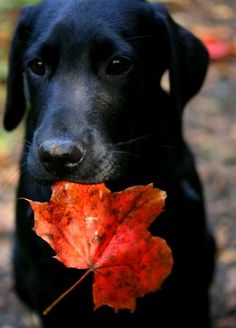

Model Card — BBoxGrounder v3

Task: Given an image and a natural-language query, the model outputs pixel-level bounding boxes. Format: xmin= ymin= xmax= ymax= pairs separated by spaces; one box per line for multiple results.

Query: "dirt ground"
xmin=0 ymin=0 xmax=236 ymax=327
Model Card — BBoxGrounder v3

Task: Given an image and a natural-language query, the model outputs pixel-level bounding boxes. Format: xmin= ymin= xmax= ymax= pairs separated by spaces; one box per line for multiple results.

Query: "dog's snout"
xmin=38 ymin=139 xmax=84 ymax=174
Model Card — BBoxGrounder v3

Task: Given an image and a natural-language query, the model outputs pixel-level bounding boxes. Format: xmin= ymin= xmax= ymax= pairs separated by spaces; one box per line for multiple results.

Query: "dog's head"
xmin=4 ymin=0 xmax=209 ymax=186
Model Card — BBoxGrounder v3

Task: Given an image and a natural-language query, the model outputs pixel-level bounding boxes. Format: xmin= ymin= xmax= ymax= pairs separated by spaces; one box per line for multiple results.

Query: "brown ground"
xmin=0 ymin=0 xmax=236 ymax=327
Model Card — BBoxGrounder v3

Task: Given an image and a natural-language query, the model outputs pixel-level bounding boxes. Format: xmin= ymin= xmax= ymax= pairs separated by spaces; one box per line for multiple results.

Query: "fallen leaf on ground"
xmin=199 ymin=36 xmax=236 ymax=61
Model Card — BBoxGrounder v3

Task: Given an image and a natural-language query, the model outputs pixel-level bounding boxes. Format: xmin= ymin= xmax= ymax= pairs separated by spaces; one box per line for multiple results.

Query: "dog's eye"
xmin=28 ymin=59 xmax=46 ymax=76
xmin=106 ymin=56 xmax=133 ymax=76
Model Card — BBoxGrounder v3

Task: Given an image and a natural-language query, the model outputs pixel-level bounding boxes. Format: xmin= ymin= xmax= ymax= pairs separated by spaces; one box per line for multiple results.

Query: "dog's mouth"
xmin=35 ymin=174 xmax=106 ymax=186
xmin=29 ymin=142 xmax=146 ymax=192
xmin=36 ymin=178 xmax=130 ymax=194
xmin=28 ymin=143 xmax=127 ymax=189
xmin=33 ymin=169 xmax=142 ymax=193
xmin=33 ymin=169 xmax=125 ymax=191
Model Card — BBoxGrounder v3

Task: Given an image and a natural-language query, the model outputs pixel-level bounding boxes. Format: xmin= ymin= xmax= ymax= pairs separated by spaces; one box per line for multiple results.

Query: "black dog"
xmin=4 ymin=0 xmax=216 ymax=326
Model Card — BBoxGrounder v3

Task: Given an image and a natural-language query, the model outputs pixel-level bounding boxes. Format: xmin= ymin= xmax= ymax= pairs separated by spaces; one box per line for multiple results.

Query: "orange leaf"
xmin=27 ymin=182 xmax=173 ymax=312
xmin=200 ymin=36 xmax=236 ymax=61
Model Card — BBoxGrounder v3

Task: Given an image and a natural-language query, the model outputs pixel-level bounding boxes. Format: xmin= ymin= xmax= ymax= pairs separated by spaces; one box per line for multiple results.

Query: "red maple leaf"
xmin=27 ymin=182 xmax=173 ymax=313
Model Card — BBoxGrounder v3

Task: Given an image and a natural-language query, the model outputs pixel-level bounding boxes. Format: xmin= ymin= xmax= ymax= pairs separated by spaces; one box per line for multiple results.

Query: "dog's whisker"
xmin=0 ymin=152 xmax=29 ymax=166
xmin=0 ymin=163 xmax=25 ymax=194
xmin=0 ymin=153 xmax=21 ymax=163
xmin=23 ymin=139 xmax=32 ymax=147
xmin=126 ymin=33 xmax=170 ymax=41
xmin=159 ymin=144 xmax=174 ymax=149
xmin=112 ymin=150 xmax=144 ymax=160
xmin=115 ymin=133 xmax=152 ymax=146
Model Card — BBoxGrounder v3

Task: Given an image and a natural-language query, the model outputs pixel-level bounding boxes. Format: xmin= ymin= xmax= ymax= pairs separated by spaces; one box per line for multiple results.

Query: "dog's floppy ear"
xmin=153 ymin=4 xmax=209 ymax=111
xmin=4 ymin=6 xmax=36 ymax=131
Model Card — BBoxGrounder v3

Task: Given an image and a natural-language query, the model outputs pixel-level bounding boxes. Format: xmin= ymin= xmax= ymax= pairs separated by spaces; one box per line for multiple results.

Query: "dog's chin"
xmin=31 ymin=164 xmax=127 ymax=190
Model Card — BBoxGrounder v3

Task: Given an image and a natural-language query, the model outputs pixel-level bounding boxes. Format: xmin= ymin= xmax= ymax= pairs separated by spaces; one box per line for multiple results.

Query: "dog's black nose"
xmin=38 ymin=139 xmax=84 ymax=174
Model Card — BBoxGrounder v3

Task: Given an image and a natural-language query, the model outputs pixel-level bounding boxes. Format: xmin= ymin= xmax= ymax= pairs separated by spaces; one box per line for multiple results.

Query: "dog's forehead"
xmin=34 ymin=0 xmax=154 ymax=43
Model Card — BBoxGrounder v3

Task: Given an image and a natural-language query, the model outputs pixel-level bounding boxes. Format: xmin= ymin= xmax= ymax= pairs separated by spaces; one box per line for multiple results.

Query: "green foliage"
xmin=0 ymin=0 xmax=39 ymax=9
xmin=13 ymin=0 xmax=39 ymax=4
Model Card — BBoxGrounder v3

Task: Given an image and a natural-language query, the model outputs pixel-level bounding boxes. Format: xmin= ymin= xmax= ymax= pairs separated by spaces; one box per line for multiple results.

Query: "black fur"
xmin=4 ymin=0 xmax=216 ymax=327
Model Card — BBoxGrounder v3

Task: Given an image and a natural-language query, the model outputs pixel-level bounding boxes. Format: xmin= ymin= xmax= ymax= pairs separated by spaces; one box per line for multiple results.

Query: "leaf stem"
xmin=43 ymin=269 xmax=91 ymax=315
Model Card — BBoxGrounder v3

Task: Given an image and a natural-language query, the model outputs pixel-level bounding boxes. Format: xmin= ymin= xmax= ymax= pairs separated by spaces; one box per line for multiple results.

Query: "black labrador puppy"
xmin=4 ymin=0 xmax=216 ymax=327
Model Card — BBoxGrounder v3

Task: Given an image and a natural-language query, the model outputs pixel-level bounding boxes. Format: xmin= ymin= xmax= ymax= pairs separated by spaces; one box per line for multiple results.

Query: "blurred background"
xmin=0 ymin=0 xmax=236 ymax=327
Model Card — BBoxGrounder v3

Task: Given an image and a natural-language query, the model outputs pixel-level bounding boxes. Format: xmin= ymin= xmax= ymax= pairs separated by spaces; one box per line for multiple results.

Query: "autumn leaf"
xmin=27 ymin=182 xmax=173 ymax=313
xmin=202 ymin=37 xmax=235 ymax=61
